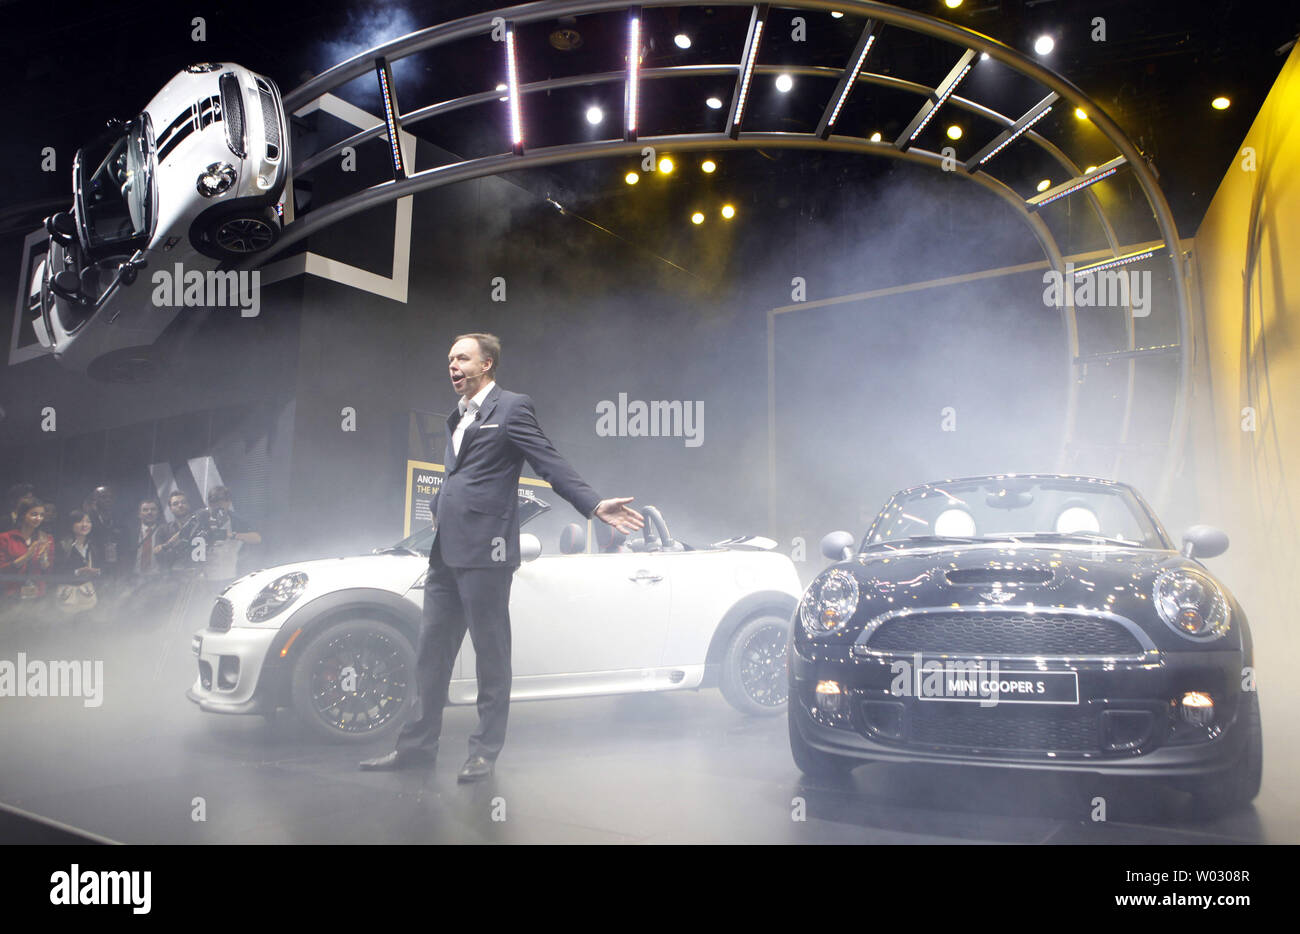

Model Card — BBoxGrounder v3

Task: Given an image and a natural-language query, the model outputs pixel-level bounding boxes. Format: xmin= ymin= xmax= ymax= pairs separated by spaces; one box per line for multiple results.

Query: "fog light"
xmin=217 ymin=656 xmax=240 ymax=690
xmin=1180 ymin=691 xmax=1214 ymax=726
xmin=816 ymin=679 xmax=844 ymax=713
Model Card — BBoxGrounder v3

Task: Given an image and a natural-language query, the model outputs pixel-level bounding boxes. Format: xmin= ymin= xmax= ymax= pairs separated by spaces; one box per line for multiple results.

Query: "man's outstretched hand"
xmin=594 ymin=497 xmax=645 ymax=534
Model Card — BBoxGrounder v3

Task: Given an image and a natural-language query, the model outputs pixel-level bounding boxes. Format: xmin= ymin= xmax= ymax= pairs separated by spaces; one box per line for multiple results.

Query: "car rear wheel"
xmin=1189 ymin=692 xmax=1262 ymax=814
xmin=720 ymin=613 xmax=791 ymax=716
xmin=289 ymin=618 xmax=416 ymax=743
xmin=788 ymin=705 xmax=857 ymax=780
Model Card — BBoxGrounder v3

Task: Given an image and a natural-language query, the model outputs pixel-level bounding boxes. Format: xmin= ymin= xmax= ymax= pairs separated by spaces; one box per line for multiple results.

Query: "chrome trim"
xmin=851 ymin=604 xmax=1160 ymax=664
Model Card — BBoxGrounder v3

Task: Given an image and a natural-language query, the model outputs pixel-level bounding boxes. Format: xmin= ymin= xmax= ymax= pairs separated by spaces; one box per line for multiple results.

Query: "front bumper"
xmin=186 ymin=625 xmax=282 ymax=715
xmin=790 ymin=639 xmax=1251 ymax=777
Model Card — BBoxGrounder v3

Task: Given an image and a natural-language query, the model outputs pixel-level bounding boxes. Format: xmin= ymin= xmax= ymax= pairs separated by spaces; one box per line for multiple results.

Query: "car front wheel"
xmin=289 ymin=618 xmax=416 ymax=743
xmin=1189 ymin=692 xmax=1262 ymax=814
xmin=194 ymin=207 xmax=280 ymax=260
xmin=719 ymin=613 xmax=791 ymax=716
xmin=788 ymin=704 xmax=857 ymax=780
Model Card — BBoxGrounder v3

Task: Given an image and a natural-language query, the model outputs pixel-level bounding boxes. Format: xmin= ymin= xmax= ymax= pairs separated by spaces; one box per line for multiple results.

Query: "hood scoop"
xmin=945 ymin=568 xmax=1052 ymax=586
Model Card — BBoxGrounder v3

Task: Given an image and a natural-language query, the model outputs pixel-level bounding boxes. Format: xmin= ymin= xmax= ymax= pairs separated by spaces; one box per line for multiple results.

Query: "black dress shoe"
xmin=358 ymin=750 xmax=435 ymax=771
xmin=457 ymin=755 xmax=494 ymax=782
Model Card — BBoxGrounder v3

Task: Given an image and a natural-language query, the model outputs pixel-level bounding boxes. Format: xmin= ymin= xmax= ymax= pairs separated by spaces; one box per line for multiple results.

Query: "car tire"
xmin=1190 ymin=692 xmax=1262 ymax=814
xmin=289 ymin=618 xmax=417 ymax=744
xmin=788 ymin=704 xmax=857 ymax=780
xmin=195 ymin=207 xmax=280 ymax=260
xmin=719 ymin=613 xmax=791 ymax=716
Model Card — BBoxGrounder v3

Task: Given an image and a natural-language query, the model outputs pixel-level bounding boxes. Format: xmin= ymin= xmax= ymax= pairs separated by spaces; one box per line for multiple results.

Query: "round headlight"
xmin=247 ymin=572 xmax=308 ymax=622
xmin=197 ymin=163 xmax=237 ymax=197
xmin=800 ymin=569 xmax=860 ymax=635
xmin=1153 ymin=568 xmax=1230 ymax=641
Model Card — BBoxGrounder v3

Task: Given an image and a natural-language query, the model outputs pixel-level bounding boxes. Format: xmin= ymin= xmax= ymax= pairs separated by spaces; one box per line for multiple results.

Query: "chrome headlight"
xmin=1153 ymin=568 xmax=1231 ymax=641
xmin=800 ymin=569 xmax=859 ymax=635
xmin=247 ymin=572 xmax=308 ymax=622
xmin=197 ymin=162 xmax=237 ymax=197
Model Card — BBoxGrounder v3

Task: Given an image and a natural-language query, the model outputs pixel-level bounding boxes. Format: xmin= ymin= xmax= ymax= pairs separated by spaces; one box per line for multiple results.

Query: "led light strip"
xmin=732 ymin=19 xmax=764 ymax=129
xmin=376 ymin=62 xmax=404 ymax=175
xmin=977 ymin=106 xmax=1052 ymax=165
xmin=506 ymin=26 xmax=523 ymax=149
xmin=827 ymin=34 xmax=876 ymax=128
xmin=908 ymin=62 xmax=972 ymax=142
xmin=626 ymin=15 xmax=640 ymax=135
xmin=1037 ymin=165 xmax=1118 ymax=205
xmin=1072 ymin=249 xmax=1157 ymax=278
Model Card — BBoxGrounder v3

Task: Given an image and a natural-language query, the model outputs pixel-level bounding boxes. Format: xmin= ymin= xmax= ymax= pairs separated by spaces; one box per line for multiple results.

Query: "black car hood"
xmin=828 ymin=541 xmax=1240 ymax=651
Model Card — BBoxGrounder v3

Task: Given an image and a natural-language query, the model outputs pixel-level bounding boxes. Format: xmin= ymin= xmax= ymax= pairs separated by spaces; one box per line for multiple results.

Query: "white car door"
xmin=449 ymin=551 xmax=672 ymax=701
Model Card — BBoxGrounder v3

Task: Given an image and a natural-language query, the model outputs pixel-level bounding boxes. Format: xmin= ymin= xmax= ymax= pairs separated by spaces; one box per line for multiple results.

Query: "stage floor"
xmin=0 ymin=604 xmax=1287 ymax=845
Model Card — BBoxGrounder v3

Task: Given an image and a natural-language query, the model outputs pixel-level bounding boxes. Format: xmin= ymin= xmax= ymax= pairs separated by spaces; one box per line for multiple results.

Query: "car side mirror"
xmin=820 ymin=530 xmax=856 ymax=561
xmin=520 ymin=533 xmax=542 ymax=562
xmin=1181 ymin=525 xmax=1228 ymax=560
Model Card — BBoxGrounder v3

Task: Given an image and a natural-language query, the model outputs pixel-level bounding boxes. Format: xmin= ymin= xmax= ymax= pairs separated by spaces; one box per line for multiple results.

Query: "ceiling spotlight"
xmin=1074 ymin=107 xmax=1088 ymax=120
xmin=946 ymin=124 xmax=963 ymax=140
xmin=496 ymin=83 xmax=508 ymax=102
xmin=625 ymin=171 xmax=639 ymax=185
xmin=674 ymin=33 xmax=692 ymax=50
xmin=659 ymin=156 xmax=674 ymax=174
xmin=980 ymin=52 xmax=990 ymax=60
xmin=691 ymin=211 xmax=705 ymax=225
xmin=702 ymin=159 xmax=717 ymax=173
xmin=1036 ymin=178 xmax=1052 ymax=192
xmin=585 ymin=106 xmax=604 ymax=125
xmin=945 ymin=0 xmax=963 ymax=8
xmin=1211 ymin=96 xmax=1231 ymax=110
xmin=831 ymin=11 xmax=844 ymax=18
xmin=870 ymin=131 xmax=882 ymax=142
xmin=775 ymin=74 xmax=794 ymax=93
xmin=1034 ymin=35 xmax=1055 ymax=55
xmin=721 ymin=204 xmax=736 ymax=219
xmin=1085 ymin=165 xmax=1098 ymax=173
xmin=706 ymin=96 xmax=723 ymax=110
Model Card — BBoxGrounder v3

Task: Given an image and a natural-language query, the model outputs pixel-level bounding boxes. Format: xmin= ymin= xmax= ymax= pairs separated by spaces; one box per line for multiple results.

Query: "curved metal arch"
xmin=272 ymin=0 xmax=1189 ymax=506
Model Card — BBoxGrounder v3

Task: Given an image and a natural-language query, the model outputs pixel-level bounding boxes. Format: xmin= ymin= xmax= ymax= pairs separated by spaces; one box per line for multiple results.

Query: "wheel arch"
xmin=702 ymin=590 xmax=798 ymax=680
xmin=263 ymin=587 xmax=422 ymax=706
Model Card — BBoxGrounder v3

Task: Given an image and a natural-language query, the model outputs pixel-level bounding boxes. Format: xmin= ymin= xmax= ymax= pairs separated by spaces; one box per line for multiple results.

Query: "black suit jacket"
xmin=432 ymin=384 xmax=601 ymax=568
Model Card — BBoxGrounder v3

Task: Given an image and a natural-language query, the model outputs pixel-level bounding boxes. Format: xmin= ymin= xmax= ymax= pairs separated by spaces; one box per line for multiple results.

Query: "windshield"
xmin=388 ymin=494 xmax=552 ymax=554
xmin=865 ymin=478 xmax=1167 ymax=549
xmin=77 ymin=115 xmax=153 ymax=250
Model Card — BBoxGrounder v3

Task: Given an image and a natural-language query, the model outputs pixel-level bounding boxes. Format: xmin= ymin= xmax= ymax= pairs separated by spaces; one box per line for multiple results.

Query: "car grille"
xmin=865 ymin=611 xmax=1145 ymax=657
xmin=219 ymin=73 xmax=245 ymax=157
xmin=256 ymin=78 xmax=280 ymax=160
xmin=209 ymin=598 xmax=233 ymax=633
xmin=906 ymin=702 xmax=1101 ymax=753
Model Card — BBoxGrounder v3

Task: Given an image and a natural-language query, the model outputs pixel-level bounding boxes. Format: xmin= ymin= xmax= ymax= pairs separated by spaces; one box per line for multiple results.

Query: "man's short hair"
xmin=168 ymin=491 xmax=189 ymax=505
xmin=455 ymin=332 xmax=501 ymax=378
xmin=208 ymin=486 xmax=232 ymax=507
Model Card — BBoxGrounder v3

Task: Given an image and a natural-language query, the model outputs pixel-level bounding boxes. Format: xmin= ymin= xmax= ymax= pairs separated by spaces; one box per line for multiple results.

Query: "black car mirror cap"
xmin=821 ymin=530 xmax=856 ymax=561
xmin=1181 ymin=525 xmax=1229 ymax=559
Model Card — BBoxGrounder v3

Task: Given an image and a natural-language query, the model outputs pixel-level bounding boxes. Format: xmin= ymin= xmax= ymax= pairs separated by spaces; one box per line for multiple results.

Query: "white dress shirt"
xmin=453 ymin=380 xmax=495 ymax=456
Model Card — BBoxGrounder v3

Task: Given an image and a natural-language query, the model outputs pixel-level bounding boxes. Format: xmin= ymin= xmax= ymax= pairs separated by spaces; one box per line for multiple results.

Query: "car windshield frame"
xmin=387 ymin=493 xmax=552 ymax=555
xmin=73 ymin=113 xmax=155 ymax=255
xmin=862 ymin=477 xmax=1173 ymax=552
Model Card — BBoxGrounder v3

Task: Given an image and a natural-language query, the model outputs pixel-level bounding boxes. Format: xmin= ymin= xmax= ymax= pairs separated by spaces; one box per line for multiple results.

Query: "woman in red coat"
xmin=0 ymin=495 xmax=55 ymax=601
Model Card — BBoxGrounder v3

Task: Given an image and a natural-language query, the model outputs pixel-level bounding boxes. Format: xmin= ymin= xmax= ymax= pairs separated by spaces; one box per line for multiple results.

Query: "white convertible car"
xmin=188 ymin=491 xmax=802 ymax=741
xmin=29 ymin=62 xmax=287 ymax=377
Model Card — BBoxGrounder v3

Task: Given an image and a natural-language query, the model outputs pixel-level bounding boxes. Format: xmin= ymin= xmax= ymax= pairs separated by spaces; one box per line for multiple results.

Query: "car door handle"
xmin=629 ymin=570 xmax=663 ymax=583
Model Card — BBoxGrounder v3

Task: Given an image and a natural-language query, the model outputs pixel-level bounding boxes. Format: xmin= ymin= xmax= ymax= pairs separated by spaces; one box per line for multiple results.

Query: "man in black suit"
xmin=361 ymin=333 xmax=643 ymax=781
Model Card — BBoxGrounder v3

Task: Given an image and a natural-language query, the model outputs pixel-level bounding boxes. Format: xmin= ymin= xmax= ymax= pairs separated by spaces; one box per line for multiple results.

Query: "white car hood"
xmin=221 ymin=552 xmax=426 ymax=626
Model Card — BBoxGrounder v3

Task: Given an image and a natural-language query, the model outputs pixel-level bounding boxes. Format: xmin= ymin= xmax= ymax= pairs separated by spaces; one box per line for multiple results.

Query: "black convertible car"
xmin=789 ymin=474 xmax=1261 ymax=812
